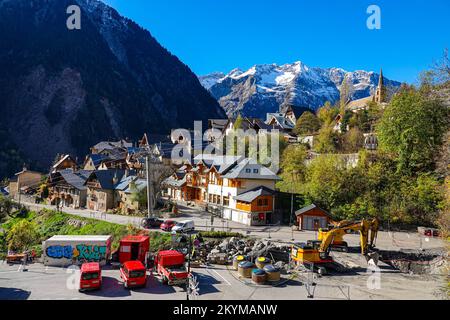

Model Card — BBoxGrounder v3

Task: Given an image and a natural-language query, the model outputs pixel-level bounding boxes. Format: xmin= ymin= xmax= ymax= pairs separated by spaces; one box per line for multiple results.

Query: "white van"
xmin=172 ymin=220 xmax=195 ymax=233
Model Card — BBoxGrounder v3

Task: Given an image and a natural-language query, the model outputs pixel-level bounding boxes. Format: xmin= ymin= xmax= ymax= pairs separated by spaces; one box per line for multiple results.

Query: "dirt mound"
xmin=379 ymin=249 xmax=447 ymax=274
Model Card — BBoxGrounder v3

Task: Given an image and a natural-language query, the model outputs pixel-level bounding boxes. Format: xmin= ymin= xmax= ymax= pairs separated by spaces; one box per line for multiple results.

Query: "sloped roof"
xmin=266 ymin=113 xmax=295 ymax=129
xmin=123 ymin=178 xmax=148 ymax=194
xmin=92 ymin=140 xmax=132 ymax=151
xmin=234 ymin=186 xmax=275 ymax=203
xmin=54 ymin=169 xmax=91 ymax=190
xmin=221 ymin=158 xmax=280 ymax=180
xmin=346 ymin=96 xmax=374 ymax=111
xmin=52 ymin=154 xmax=76 ymax=169
xmin=114 ymin=175 xmax=137 ymax=191
xmin=209 ymin=119 xmax=229 ymax=131
xmin=86 ymin=154 xmax=111 ymax=168
xmin=193 ymin=154 xmax=242 ymax=174
xmin=86 ymin=170 xmax=126 ymax=190
xmin=295 ymin=204 xmax=331 ymax=217
xmin=163 ymin=175 xmax=187 ymax=188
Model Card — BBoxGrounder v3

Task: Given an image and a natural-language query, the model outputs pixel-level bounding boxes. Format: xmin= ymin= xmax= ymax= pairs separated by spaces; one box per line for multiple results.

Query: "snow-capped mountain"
xmin=199 ymin=61 xmax=402 ymax=118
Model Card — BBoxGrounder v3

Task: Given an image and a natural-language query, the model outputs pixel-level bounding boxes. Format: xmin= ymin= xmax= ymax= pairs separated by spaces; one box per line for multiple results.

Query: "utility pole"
xmin=186 ymin=232 xmax=192 ymax=300
xmin=291 ymin=192 xmax=294 ymax=241
xmin=146 ymin=155 xmax=154 ymax=218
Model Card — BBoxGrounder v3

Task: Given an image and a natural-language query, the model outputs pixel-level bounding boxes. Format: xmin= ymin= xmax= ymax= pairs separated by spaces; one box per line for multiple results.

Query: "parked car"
xmin=160 ymin=220 xmax=176 ymax=232
xmin=172 ymin=220 xmax=195 ymax=233
xmin=79 ymin=262 xmax=102 ymax=292
xmin=141 ymin=217 xmax=164 ymax=229
xmin=120 ymin=261 xmax=147 ymax=289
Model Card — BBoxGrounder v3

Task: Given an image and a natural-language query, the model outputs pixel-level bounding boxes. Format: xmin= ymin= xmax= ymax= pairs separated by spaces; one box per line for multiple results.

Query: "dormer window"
xmin=253 ymin=169 xmax=259 ymax=173
xmin=245 ymin=169 xmax=251 ymax=173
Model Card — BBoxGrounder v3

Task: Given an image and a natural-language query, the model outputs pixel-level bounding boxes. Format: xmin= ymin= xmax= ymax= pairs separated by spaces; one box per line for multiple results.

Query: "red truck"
xmin=120 ymin=261 xmax=147 ymax=289
xmin=79 ymin=262 xmax=102 ymax=291
xmin=155 ymin=250 xmax=189 ymax=285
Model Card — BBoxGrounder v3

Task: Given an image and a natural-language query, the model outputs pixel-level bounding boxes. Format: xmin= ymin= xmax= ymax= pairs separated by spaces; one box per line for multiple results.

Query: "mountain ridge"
xmin=0 ymin=0 xmax=225 ymax=177
xmin=199 ymin=61 xmax=402 ymax=118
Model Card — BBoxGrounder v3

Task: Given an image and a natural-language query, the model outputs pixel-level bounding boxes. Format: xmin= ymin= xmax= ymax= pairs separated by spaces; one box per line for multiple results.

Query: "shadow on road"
xmin=83 ymin=276 xmax=131 ymax=298
xmin=0 ymin=287 xmax=31 ymax=300
xmin=196 ymin=273 xmax=221 ymax=295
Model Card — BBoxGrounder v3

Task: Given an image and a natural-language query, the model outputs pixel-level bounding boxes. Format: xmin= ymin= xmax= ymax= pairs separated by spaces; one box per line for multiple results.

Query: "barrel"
xmin=233 ymin=255 xmax=246 ymax=270
xmin=252 ymin=268 xmax=267 ymax=285
xmin=263 ymin=264 xmax=281 ymax=282
xmin=255 ymin=256 xmax=271 ymax=269
xmin=238 ymin=261 xmax=254 ymax=278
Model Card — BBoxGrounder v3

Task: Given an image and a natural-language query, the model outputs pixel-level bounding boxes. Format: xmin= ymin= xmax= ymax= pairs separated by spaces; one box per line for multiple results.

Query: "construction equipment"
xmin=291 ymin=218 xmax=379 ymax=274
xmin=318 ymin=228 xmax=348 ymax=252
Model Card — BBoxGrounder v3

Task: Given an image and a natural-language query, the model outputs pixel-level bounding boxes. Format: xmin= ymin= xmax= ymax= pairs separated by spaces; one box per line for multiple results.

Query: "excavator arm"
xmin=319 ymin=218 xmax=379 ymax=257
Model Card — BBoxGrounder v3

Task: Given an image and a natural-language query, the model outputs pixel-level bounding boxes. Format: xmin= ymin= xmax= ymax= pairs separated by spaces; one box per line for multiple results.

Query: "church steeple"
xmin=375 ymin=68 xmax=386 ymax=104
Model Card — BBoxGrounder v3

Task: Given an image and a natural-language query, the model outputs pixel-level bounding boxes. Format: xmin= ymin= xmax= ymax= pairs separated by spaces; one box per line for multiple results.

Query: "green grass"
xmin=1 ymin=209 xmax=173 ymax=256
xmin=199 ymin=231 xmax=243 ymax=239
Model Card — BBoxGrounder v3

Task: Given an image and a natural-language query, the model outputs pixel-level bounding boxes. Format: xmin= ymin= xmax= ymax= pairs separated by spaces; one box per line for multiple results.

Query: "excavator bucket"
xmin=365 ymin=251 xmax=380 ymax=266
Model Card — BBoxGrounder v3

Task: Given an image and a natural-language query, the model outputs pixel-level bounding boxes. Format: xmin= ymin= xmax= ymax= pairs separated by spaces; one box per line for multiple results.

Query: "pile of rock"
xmin=205 ymin=237 xmax=291 ymax=269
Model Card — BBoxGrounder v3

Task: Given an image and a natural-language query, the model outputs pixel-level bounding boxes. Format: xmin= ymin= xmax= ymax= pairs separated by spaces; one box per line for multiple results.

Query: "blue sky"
xmin=103 ymin=0 xmax=449 ymax=83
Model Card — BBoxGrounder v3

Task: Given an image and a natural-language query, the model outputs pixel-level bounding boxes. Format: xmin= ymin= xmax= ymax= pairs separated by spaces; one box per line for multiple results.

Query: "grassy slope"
xmin=0 ymin=209 xmax=173 ymax=258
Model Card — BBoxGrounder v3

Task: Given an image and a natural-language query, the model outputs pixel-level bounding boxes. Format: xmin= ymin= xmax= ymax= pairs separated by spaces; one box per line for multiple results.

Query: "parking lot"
xmin=0 ymin=258 xmax=445 ymax=300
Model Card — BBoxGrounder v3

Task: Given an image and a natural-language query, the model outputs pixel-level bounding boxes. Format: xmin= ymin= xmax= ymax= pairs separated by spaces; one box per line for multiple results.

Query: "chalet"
xmin=115 ymin=176 xmax=147 ymax=215
xmin=218 ymin=158 xmax=281 ymax=225
xmin=161 ymin=154 xmax=281 ymax=226
xmin=47 ymin=169 xmax=91 ymax=209
xmin=125 ymin=147 xmax=147 ymax=176
xmin=233 ymin=186 xmax=276 ymax=226
xmin=265 ymin=112 xmax=295 ymax=131
xmin=9 ymin=167 xmax=43 ymax=199
xmin=51 ymin=154 xmax=78 ymax=173
xmin=163 ymin=170 xmax=188 ymax=201
xmin=85 ymin=169 xmax=126 ymax=211
xmin=138 ymin=133 xmax=150 ymax=148
xmin=153 ymin=142 xmax=180 ymax=166
xmin=224 ymin=117 xmax=278 ymax=136
xmin=185 ymin=159 xmax=209 ymax=205
xmin=83 ymin=154 xmax=111 ymax=171
xmin=295 ymin=204 xmax=331 ymax=231
xmin=298 ymin=134 xmax=316 ymax=149
xmin=90 ymin=140 xmax=132 ymax=156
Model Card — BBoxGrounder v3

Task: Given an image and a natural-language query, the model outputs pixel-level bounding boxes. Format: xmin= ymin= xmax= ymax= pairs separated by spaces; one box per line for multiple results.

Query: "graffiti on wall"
xmin=46 ymin=245 xmax=73 ymax=259
xmin=76 ymin=244 xmax=107 ymax=262
xmin=46 ymin=244 xmax=107 ymax=262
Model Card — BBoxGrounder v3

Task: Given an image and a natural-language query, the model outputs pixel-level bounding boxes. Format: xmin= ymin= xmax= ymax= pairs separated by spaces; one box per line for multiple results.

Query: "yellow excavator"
xmin=291 ymin=218 xmax=379 ymax=274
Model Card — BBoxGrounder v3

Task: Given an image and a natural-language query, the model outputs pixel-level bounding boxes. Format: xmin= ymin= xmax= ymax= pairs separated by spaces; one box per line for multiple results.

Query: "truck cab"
xmin=120 ymin=261 xmax=147 ymax=289
xmin=79 ymin=262 xmax=102 ymax=291
xmin=155 ymin=250 xmax=189 ymax=285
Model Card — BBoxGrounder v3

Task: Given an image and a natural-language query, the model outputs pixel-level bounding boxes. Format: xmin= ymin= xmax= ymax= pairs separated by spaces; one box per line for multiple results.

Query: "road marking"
xmin=209 ymin=269 xmax=231 ymax=286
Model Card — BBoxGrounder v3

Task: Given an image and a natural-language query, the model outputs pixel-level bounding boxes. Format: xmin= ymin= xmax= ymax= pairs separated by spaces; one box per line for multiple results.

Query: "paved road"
xmin=22 ymin=201 xmax=444 ymax=252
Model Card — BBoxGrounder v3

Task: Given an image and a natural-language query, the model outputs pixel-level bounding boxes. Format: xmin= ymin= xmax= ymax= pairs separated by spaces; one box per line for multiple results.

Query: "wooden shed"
xmin=295 ymin=204 xmax=331 ymax=231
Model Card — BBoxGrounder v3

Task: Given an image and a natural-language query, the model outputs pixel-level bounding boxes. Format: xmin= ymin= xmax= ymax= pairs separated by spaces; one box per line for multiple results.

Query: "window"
xmin=81 ymin=272 xmax=99 ymax=280
xmin=223 ymin=197 xmax=229 ymax=207
xmin=245 ymin=169 xmax=251 ymax=173
xmin=253 ymin=169 xmax=259 ymax=174
xmin=257 ymin=199 xmax=263 ymax=206
xmin=129 ymin=270 xmax=145 ymax=278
